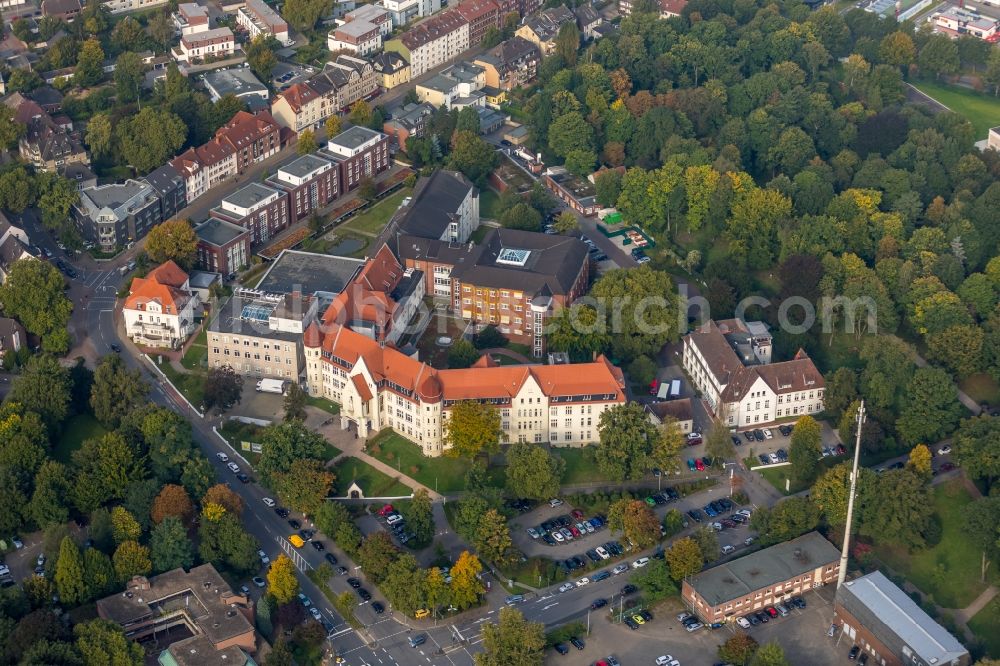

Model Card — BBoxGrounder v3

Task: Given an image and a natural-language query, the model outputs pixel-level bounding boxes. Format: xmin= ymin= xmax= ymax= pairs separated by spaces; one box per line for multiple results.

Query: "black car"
xmin=541 ymin=520 xmax=555 ymax=531
xmin=586 ymin=550 xmax=601 ymax=563
xmin=731 ymin=435 xmax=742 ymax=447
xmin=357 ymin=588 xmax=372 ymax=602
xmin=554 ymin=643 xmax=570 ymax=655
xmin=859 ymin=654 xmax=869 ymax=665
xmin=778 ymin=424 xmax=793 ymax=436
xmin=718 ymin=498 xmax=733 ymax=510
xmin=372 ymin=602 xmax=385 ymax=614
xmin=298 ymin=530 xmax=312 ymax=542
xmin=110 ymin=343 xmax=122 ymax=353
xmin=664 ymin=487 xmax=680 ymax=500
xmin=747 ymin=613 xmax=760 ymax=626
xmin=311 ymin=541 xmax=325 ymax=551
xmin=347 ymin=578 xmax=362 ymax=589
xmin=288 ymin=519 xmax=301 ymax=530
xmin=624 ymin=616 xmax=639 ymax=630
xmin=571 ymin=556 xmax=586 ymax=570
xmin=848 ymin=646 xmax=860 ymax=660
xmin=335 ymin=566 xmax=348 ymax=576
xmin=743 ymin=431 xmax=754 ymax=442
xmin=639 ymin=610 xmax=653 ymax=621
xmin=236 ymin=473 xmax=250 ymax=483
xmin=542 ymin=534 xmax=557 ymax=546
xmin=756 ymin=612 xmax=769 ymax=624
xmin=775 ymin=449 xmax=788 ymax=462
xmin=653 ymin=494 xmax=666 ymax=505
xmin=607 ymin=541 xmax=623 ymax=556
xmin=753 ymin=429 xmax=765 ymax=441
xmin=570 ymin=637 xmax=585 ymax=650
xmin=325 ymin=553 xmax=338 ymax=565
xmin=275 ymin=507 xmax=290 ymax=518
xmin=622 ymin=584 xmax=638 ymax=595
xmin=758 ymin=454 xmax=770 ymax=465
xmin=791 ymin=596 xmax=806 ymax=609
xmin=591 ymin=598 xmax=608 ymax=610
xmin=687 ymin=509 xmax=703 ymax=523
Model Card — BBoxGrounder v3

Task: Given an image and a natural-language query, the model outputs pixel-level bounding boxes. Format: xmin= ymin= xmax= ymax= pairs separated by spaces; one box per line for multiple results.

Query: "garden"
xmin=330 ymin=455 xmax=413 ymax=498
xmin=366 ymin=430 xmax=505 ymax=493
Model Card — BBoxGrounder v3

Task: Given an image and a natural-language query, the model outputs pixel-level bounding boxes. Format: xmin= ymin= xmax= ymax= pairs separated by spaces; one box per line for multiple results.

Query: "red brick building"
xmin=194 ymin=218 xmax=250 ymax=276
xmin=265 ymin=153 xmax=340 ymax=223
xmin=455 ymin=0 xmax=501 ymax=45
xmin=210 ymin=182 xmax=290 ymax=247
xmin=215 ymin=110 xmax=282 ymax=173
xmin=323 ymin=126 xmax=390 ymax=193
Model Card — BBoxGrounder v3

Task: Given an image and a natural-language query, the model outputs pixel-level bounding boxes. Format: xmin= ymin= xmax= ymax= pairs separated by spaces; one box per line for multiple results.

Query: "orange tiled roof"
xmin=124 ymin=261 xmax=191 ymax=313
xmin=278 ymin=83 xmax=320 ymax=113
xmin=146 ymin=260 xmax=189 ymax=288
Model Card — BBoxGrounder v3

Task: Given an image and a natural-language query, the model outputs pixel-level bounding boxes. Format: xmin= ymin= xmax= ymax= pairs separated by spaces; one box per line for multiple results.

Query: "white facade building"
xmin=123 ymin=261 xmax=201 ymax=349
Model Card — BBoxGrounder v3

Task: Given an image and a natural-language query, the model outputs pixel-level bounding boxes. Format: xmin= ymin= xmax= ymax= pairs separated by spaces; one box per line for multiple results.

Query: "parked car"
xmin=622 ymin=584 xmax=638 ymax=595
xmin=591 ymin=598 xmax=608 ymax=610
xmin=937 ymin=445 xmax=952 ymax=455
xmin=753 ymin=429 xmax=765 ymax=441
xmin=762 ymin=428 xmax=773 ymax=440
xmin=686 ymin=432 xmax=703 ymax=446
xmin=695 ymin=458 xmax=705 ymax=471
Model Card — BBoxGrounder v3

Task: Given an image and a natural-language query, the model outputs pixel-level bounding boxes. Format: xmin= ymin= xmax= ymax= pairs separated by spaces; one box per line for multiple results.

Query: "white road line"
xmin=542 ymin=602 xmax=559 ymax=610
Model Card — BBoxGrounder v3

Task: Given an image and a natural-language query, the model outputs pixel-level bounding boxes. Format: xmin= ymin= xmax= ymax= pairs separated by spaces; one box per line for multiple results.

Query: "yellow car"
xmin=632 ymin=614 xmax=646 ymax=625
xmin=289 ymin=534 xmax=305 ymax=548
xmin=415 ymin=609 xmax=431 ymax=619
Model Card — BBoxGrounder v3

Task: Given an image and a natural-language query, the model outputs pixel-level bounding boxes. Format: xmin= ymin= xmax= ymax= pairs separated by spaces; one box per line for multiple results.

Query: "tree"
xmin=404 ymin=488 xmax=434 ymax=543
xmin=750 ymin=642 xmax=790 ymax=666
xmin=111 ymin=506 xmax=143 ymax=544
xmin=665 ymin=537 xmax=703 ymax=581
xmin=83 ymin=548 xmax=115 ymax=600
xmin=564 ymin=149 xmax=596 ymax=178
xmin=474 ymin=607 xmax=546 ymax=666
xmin=145 ymin=220 xmax=198 ymax=269
xmin=448 ymin=338 xmax=480 ymax=368
xmin=198 ymin=505 xmax=258 ymax=573
xmin=349 ymin=99 xmax=373 ymax=126
xmin=54 ymin=537 xmax=87 ymax=606
xmin=257 ymin=420 xmax=327 ymax=485
xmin=74 ymin=620 xmax=143 ymax=666
xmin=448 ymin=130 xmax=499 ymax=186
xmin=202 ymin=365 xmax=244 ymax=413
xmin=283 ymin=382 xmax=306 ymax=421
xmin=150 ymin=484 xmax=195 ymax=525
xmin=879 ymin=31 xmax=916 ymax=68
xmin=113 ymin=541 xmax=152 ymax=583
xmin=148 ymin=11 xmax=175 ymax=50
xmin=0 ymin=104 xmax=24 ymax=150
xmin=116 ymin=107 xmax=187 ymax=174
xmin=141 ymin=407 xmax=194 ymax=482
xmin=357 ymin=532 xmax=398 ymax=582
xmin=36 ymin=173 xmax=80 ymax=236
xmin=325 ymin=115 xmax=342 ymax=138
xmin=499 ymin=203 xmax=542 ymax=231
xmin=548 ymin=112 xmax=592 ymax=157
xmin=966 ymin=496 xmax=1000 ymax=579
xmin=897 ymin=367 xmax=963 ymax=445
xmin=704 ymin=417 xmax=736 ymax=463
xmin=596 ymin=403 xmax=658 ymax=481
xmin=555 ymin=21 xmax=580 ymax=66
xmin=268 ymin=554 xmax=300 ymax=604
xmin=589 ymin=266 xmax=680 ymax=361
xmin=789 ymin=416 xmax=822 ymax=484
xmin=594 ymin=169 xmax=623 ymax=207
xmin=750 ymin=498 xmax=820 ymax=546
xmin=456 ymin=106 xmax=480 ymax=134
xmin=473 ymin=508 xmax=514 ymax=565
xmin=114 ymin=51 xmax=145 ymax=103
xmin=907 ymin=444 xmax=933 ymax=480
xmin=450 ymin=551 xmax=485 ymax=609
xmin=607 ymin=499 xmax=661 ymax=549
xmin=0 ymin=259 xmax=73 ymax=354
xmin=444 ymin=401 xmax=504 ymax=460
xmin=297 ymin=129 xmax=318 ymax=155
xmin=245 ymin=36 xmax=278 ymax=80
xmin=86 ymin=112 xmax=113 ymax=159
xmin=545 ymin=304 xmax=612 ymax=362
xmin=75 ymin=38 xmax=105 ymax=87
xmin=552 ymin=211 xmax=579 ymax=235
xmin=30 ymin=461 xmax=72 ymax=528
xmin=204 ymin=483 xmax=245 ymax=516
xmin=73 ymin=434 xmax=145 ymax=513
xmin=953 ymin=416 xmax=1000 ymax=488
xmin=812 ymin=462 xmax=877 ymax=528
xmin=150 ymin=516 xmax=194 ymax=572
xmin=272 ymin=458 xmax=334 ymax=514
xmin=357 ymin=176 xmax=377 ymax=202
xmin=504 ymin=442 xmax=565 ymax=500
xmin=918 ymin=34 xmax=960 ymax=80
xmin=90 ymin=354 xmax=148 ymax=429
xmin=719 ymin=632 xmax=759 ymax=666
xmin=181 ymin=454 xmax=215 ymax=499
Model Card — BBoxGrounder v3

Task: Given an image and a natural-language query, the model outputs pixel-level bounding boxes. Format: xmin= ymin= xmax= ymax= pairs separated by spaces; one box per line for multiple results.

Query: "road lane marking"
xmin=542 ymin=602 xmax=559 ymax=610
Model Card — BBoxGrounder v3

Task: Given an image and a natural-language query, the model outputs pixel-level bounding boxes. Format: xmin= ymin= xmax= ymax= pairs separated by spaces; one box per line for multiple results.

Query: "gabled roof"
xmin=147 ymin=259 xmax=189 ymax=288
xmin=125 ymin=260 xmax=191 ymax=313
xmin=277 ymin=82 xmax=320 ymax=113
xmin=392 ymin=169 xmax=475 ymax=239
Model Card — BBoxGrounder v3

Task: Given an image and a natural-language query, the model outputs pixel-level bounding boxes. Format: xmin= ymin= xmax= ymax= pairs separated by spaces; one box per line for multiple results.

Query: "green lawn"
xmin=180 ymin=328 xmax=208 ymax=370
xmin=959 ymin=373 xmax=1000 ymax=406
xmin=331 ymin=456 xmax=413 ymax=497
xmin=969 ymin=597 xmax=1000 ymax=657
xmin=480 ymin=188 xmax=502 ymax=220
xmin=306 ymin=395 xmax=341 ymax=415
xmin=912 ymin=81 xmax=1000 ymax=137
xmin=157 ymin=361 xmax=206 ymax=410
xmin=875 ymin=478 xmax=990 ymax=608
xmin=367 ymin=431 xmax=504 ymax=493
xmin=340 ymin=189 xmax=411 ymax=236
xmin=55 ymin=414 xmax=108 ymax=463
xmin=553 ymin=447 xmax=614 ymax=485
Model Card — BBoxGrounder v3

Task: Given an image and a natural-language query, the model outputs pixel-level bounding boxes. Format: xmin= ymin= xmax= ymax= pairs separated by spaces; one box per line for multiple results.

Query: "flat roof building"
xmin=195 ymin=218 xmax=250 ymax=277
xmin=256 ymin=248 xmax=365 ymax=299
xmin=203 ymin=68 xmax=269 ymax=104
xmin=834 ymin=571 xmax=970 ymax=666
xmin=682 ymin=532 xmax=841 ymax=623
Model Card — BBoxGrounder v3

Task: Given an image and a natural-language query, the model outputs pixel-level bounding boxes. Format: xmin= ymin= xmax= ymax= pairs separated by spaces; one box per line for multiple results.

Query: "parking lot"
xmin=543 ymin=585 xmax=845 ymax=665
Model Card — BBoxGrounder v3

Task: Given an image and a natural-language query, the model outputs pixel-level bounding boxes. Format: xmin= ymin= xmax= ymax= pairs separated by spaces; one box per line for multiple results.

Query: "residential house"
xmin=103 ymin=0 xmax=170 ymax=13
xmin=682 ymin=532 xmax=841 ymax=623
xmin=372 ymin=51 xmax=411 ymax=90
xmin=382 ymin=101 xmax=433 ymax=150
xmin=574 ymin=4 xmax=601 ymax=39
xmin=41 ymin=0 xmax=82 ymax=20
xmin=381 ymin=0 xmax=440 ymax=27
xmin=74 ymin=179 xmax=163 ymax=251
xmin=210 ymin=182 xmax=290 ymax=247
xmin=170 ymin=141 xmax=238 ymax=204
xmin=270 ymin=56 xmax=377 ymax=133
xmin=415 ymin=61 xmax=486 ymax=109
xmin=238 ymin=0 xmax=291 ymax=44
xmin=328 ymin=19 xmax=384 ymax=55
xmin=932 ymin=7 xmax=1000 ymax=41
xmin=542 ymin=166 xmax=599 ymax=216
xmin=203 ymin=68 xmax=269 ymax=107
xmin=195 ymin=218 xmax=250 ymax=276
xmin=388 ymin=168 xmax=479 ymax=247
xmin=473 ymin=36 xmax=540 ymax=91
xmin=834 ymin=572 xmax=971 ymax=666
xmin=454 ymin=0 xmax=500 ymax=45
xmin=0 ymin=215 xmax=37 ymax=284
xmin=515 ymin=5 xmax=574 ymax=55
xmin=384 ymin=11 xmax=470 ymax=78
xmin=26 ymin=86 xmax=63 ymax=113
xmin=174 ymin=2 xmax=210 ymax=34
xmin=96 ymin=565 xmax=257 ymax=659
xmin=323 ymin=125 xmax=390 ymax=192
xmin=0 ymin=318 xmax=27 ymax=355
xmin=303 ymin=315 xmax=626 ymax=452
xmin=270 ymin=82 xmax=324 ymax=134
xmin=618 ymin=0 xmax=687 ymax=17
xmin=4 ymin=93 xmax=89 ymax=174
xmin=142 ymin=163 xmax=187 ymax=224
xmin=340 ymin=3 xmax=392 ymax=35
xmin=990 ymin=126 xmax=1000 ymax=150
xmin=645 ymin=398 xmax=694 ymax=434
xmin=265 ymin=153 xmax=340 ymax=223
xmin=123 ymin=260 xmax=201 ymax=349
xmin=682 ymin=318 xmax=825 ymax=429
xmin=172 ymin=27 xmax=235 ymax=64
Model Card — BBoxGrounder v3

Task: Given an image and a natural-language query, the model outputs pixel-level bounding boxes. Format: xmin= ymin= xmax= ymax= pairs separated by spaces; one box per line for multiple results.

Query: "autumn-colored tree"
xmin=325 ymin=115 xmax=342 ymax=138
xmin=907 ymin=444 xmax=933 ymax=480
xmin=111 ymin=506 xmax=142 ymax=544
xmin=425 ymin=566 xmax=450 ymax=612
xmin=449 ymin=551 xmax=485 ymax=609
xmin=145 ymin=219 xmax=198 ymax=270
xmin=150 ymin=484 xmax=195 ymax=525
xmin=444 ymin=401 xmax=505 ymax=460
xmin=113 ymin=540 xmax=152 ymax=583
xmin=349 ymin=99 xmax=372 ymax=126
xmin=203 ymin=483 xmax=245 ymax=516
xmin=607 ymin=499 xmax=661 ymax=549
xmin=297 ymin=129 xmax=318 ymax=155
xmin=665 ymin=537 xmax=703 ymax=582
xmin=719 ymin=631 xmax=759 ymax=666
xmin=267 ymin=554 xmax=300 ymax=604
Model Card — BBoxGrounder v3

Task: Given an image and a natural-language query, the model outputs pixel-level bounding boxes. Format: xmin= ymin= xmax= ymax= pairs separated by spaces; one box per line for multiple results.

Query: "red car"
xmin=571 ymin=509 xmax=585 ymax=519
xmin=378 ymin=504 xmax=395 ymax=516
xmin=570 ymin=526 xmax=581 ymax=538
xmin=765 ymin=607 xmax=778 ymax=618
xmin=695 ymin=459 xmax=705 ymax=471
xmin=649 ymin=380 xmax=659 ymax=396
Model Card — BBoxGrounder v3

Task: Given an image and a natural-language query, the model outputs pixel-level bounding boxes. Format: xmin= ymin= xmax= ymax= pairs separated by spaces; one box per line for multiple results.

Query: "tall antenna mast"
xmin=837 ymin=400 xmax=865 ymax=589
